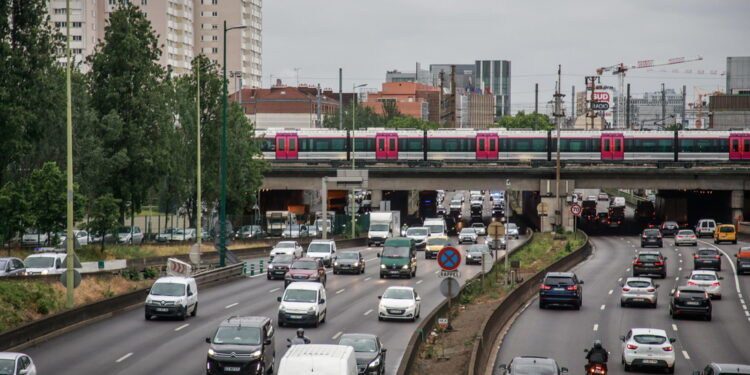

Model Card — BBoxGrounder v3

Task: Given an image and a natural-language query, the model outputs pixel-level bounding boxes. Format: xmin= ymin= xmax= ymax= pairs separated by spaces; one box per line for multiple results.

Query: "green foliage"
xmin=27 ymin=162 xmax=86 ymax=241
xmin=0 ymin=281 xmax=63 ymax=332
xmin=76 ymin=244 xmax=152 ymax=262
xmin=382 ymin=100 xmax=401 ymax=121
xmin=0 ymin=181 xmax=31 ymax=245
xmin=386 ymin=116 xmax=440 ymax=130
xmin=83 ymin=194 xmax=121 ymax=253
xmin=322 ymin=104 xmax=386 ymax=130
xmin=494 ymin=111 xmax=553 ymax=130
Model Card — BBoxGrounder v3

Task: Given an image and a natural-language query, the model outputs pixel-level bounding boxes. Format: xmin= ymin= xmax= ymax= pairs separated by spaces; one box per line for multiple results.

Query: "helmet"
xmin=296 ymin=328 xmax=305 ymax=338
xmin=593 ymin=340 xmax=602 ymax=349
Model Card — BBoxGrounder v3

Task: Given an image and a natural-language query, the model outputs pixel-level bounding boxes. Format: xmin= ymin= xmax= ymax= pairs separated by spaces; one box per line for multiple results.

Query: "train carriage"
xmin=623 ymin=131 xmax=675 ymax=161
xmin=676 ymin=131 xmax=728 ymax=161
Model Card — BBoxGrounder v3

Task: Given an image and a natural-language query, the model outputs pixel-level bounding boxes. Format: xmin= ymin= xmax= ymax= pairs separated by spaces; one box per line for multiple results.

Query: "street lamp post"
xmin=350 ymin=83 xmax=367 ymax=238
xmin=220 ymin=21 xmax=247 ymax=267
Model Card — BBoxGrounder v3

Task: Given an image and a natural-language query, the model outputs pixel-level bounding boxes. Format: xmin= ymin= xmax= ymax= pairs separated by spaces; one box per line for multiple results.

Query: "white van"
xmin=423 ymin=218 xmax=446 ymax=237
xmin=23 ymin=252 xmax=81 ymax=275
xmin=307 ymin=239 xmax=337 ymax=267
xmin=277 ymin=344 xmax=357 ymax=375
xmin=695 ymin=219 xmax=717 ymax=238
xmin=144 ymin=276 xmax=198 ymax=320
xmin=611 ymin=197 xmax=626 ymax=207
xmin=277 ymin=282 xmax=327 ymax=327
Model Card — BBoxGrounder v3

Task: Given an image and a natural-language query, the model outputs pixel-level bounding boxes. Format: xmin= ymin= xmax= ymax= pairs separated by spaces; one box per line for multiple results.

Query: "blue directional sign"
xmin=437 ymin=246 xmax=461 ymax=271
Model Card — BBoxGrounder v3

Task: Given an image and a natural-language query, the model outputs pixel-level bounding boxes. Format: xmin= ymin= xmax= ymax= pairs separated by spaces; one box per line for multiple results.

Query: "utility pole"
xmin=661 ymin=83 xmax=666 ymax=127
xmin=65 ymin=0 xmax=75 ymax=308
xmin=626 ymin=83 xmax=631 ymax=129
xmin=585 ymin=76 xmax=600 ymax=130
xmin=553 ymin=65 xmax=565 ymax=232
xmin=534 ymin=83 xmax=539 ymax=129
xmin=316 ymin=83 xmax=322 ymax=128
xmin=439 ymin=71 xmax=445 ymax=125
xmin=339 ymin=68 xmax=343 ymax=130
xmin=571 ymin=85 xmax=575 ymax=128
xmin=450 ymin=64 xmax=457 ymax=127
xmin=681 ymin=85 xmax=687 ymax=128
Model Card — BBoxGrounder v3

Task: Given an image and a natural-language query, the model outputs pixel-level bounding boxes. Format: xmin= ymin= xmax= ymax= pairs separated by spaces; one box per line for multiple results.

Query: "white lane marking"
xmin=672 ymin=324 xmax=678 ymax=331
xmin=679 ymin=259 xmax=683 ymax=263
xmin=682 ymin=350 xmax=691 ymax=360
xmin=269 ymin=288 xmax=280 ymax=293
xmin=678 ymin=253 xmax=682 ymax=257
xmin=593 ymin=324 xmax=599 ymax=331
xmin=332 ymin=331 xmax=343 ymax=340
xmin=175 ymin=323 xmax=190 ymax=331
xmin=225 ymin=302 xmax=239 ymax=309
xmin=435 ymin=270 xmax=440 ymax=274
xmin=608 ymin=289 xmax=613 ymax=295
xmin=600 ymin=304 xmax=606 ymax=310
xmin=365 ymin=257 xmax=376 ymax=262
xmin=626 ymin=268 xmax=631 ymax=272
xmin=618 ymin=277 xmax=622 ymax=282
xmin=364 ymin=277 xmax=372 ymax=281
xmin=364 ymin=309 xmax=373 ymax=316
xmin=116 ymin=353 xmax=133 ymax=363
xmin=699 ymin=240 xmax=744 ymax=295
xmin=416 ymin=280 xmax=424 ymax=285
xmin=336 ymin=288 xmax=345 ymax=294
xmin=675 ymin=277 xmax=679 ymax=281
xmin=745 ymin=311 xmax=750 ymax=317
xmin=678 ymin=267 xmax=682 ymax=271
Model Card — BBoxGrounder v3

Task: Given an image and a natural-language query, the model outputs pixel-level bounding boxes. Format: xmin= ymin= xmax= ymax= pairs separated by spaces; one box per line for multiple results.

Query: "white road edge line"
xmin=175 ymin=323 xmax=189 ymax=332
xmin=269 ymin=288 xmax=280 ymax=293
xmin=600 ymin=304 xmax=606 ymax=310
xmin=336 ymin=289 xmax=345 ymax=294
xmin=116 ymin=353 xmax=133 ymax=363
xmin=699 ymin=240 xmax=746 ymax=310
xmin=332 ymin=331 xmax=343 ymax=340
xmin=225 ymin=302 xmax=239 ymax=309
xmin=416 ymin=280 xmax=424 ymax=285
xmin=682 ymin=350 xmax=691 ymax=360
xmin=364 ymin=277 xmax=372 ymax=281
xmin=593 ymin=324 xmax=599 ymax=331
xmin=363 ymin=309 xmax=373 ymax=316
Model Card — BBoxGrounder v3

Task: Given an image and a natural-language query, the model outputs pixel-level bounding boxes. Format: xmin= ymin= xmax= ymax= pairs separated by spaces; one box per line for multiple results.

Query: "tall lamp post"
xmin=64 ymin=0 xmax=75 ymax=308
xmin=220 ymin=21 xmax=247 ymax=267
xmin=351 ymin=83 xmax=367 ymax=238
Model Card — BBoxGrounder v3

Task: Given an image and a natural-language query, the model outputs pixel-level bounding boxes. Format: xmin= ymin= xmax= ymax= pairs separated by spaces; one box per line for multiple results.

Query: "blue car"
xmin=539 ymin=272 xmax=584 ymax=310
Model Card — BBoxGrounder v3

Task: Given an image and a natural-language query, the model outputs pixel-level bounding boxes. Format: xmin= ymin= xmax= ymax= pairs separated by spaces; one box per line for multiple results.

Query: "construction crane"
xmin=596 ymin=56 xmax=704 ymax=128
xmin=692 ymin=86 xmax=725 ymax=129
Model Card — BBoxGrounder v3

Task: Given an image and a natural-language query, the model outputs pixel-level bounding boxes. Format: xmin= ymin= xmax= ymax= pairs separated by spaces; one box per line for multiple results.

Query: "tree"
xmin=87 ymin=2 xmax=170 ymax=223
xmin=0 ymin=181 xmax=31 ymax=247
xmin=495 ymin=111 xmax=553 ymax=130
xmin=84 ymin=194 xmax=121 ymax=253
xmin=386 ymin=116 xmax=439 ymax=130
xmin=27 ymin=162 xmax=86 ymax=244
xmin=382 ymin=100 xmax=402 ymax=121
xmin=322 ymin=104 xmax=386 ymax=130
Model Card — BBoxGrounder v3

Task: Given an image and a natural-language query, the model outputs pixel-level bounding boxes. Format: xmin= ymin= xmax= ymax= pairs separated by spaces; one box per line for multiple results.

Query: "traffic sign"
xmin=487 ymin=222 xmax=505 ymax=237
xmin=59 ymin=269 xmax=81 ymax=289
xmin=439 ymin=277 xmax=460 ymax=298
xmin=570 ymin=203 xmax=582 ymax=216
xmin=438 ymin=317 xmax=449 ymax=329
xmin=591 ymin=101 xmax=609 ymax=110
xmin=437 ymin=247 xmax=461 ymax=271
xmin=439 ymin=270 xmax=461 ymax=278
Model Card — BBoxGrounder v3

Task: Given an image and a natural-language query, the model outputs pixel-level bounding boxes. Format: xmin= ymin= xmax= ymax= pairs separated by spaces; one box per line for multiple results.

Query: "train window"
xmin=732 ymin=139 xmax=740 ymax=152
xmin=312 ymin=138 xmax=346 ymax=152
xmin=560 ymin=138 xmax=592 ymax=152
xmin=489 ymin=139 xmax=496 ymax=152
xmin=679 ymin=138 xmax=727 ymax=153
xmin=259 ymin=138 xmax=275 ymax=152
xmin=428 ymin=139 xmax=443 ymax=151
xmin=478 ymin=139 xmax=485 ymax=151
xmin=278 ymin=139 xmax=285 ymax=151
xmin=428 ymin=138 xmax=474 ymax=152
xmin=602 ymin=140 xmax=610 ymax=152
xmin=354 ymin=138 xmax=375 ymax=152
xmin=389 ymin=138 xmax=396 ymax=150
xmin=506 ymin=138 xmax=547 ymax=152
xmin=628 ymin=139 xmax=673 ymax=153
xmin=289 ymin=138 xmax=296 ymax=151
xmin=614 ymin=139 xmax=621 ymax=152
xmin=377 ymin=139 xmax=385 ymax=151
xmin=400 ymin=138 xmax=423 ymax=152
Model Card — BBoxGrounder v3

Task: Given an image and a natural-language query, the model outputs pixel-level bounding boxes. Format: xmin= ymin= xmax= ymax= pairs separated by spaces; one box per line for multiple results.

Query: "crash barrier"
xmin=468 ymin=232 xmax=591 ymax=375
xmin=0 ymin=263 xmax=245 ymax=351
xmin=395 ymin=231 xmax=534 ymax=375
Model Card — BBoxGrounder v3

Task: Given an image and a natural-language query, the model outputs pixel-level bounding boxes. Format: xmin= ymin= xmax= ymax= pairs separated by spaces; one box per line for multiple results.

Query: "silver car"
xmin=0 ymin=258 xmax=25 ymax=277
xmin=674 ymin=229 xmax=697 ymax=246
xmin=281 ymin=224 xmax=309 ymax=239
xmin=687 ymin=270 xmax=723 ymax=299
xmin=0 ymin=352 xmax=37 ymax=375
xmin=458 ymin=228 xmax=478 ymax=244
xmin=470 ymin=223 xmax=486 ymax=236
xmin=620 ymin=277 xmax=659 ymax=307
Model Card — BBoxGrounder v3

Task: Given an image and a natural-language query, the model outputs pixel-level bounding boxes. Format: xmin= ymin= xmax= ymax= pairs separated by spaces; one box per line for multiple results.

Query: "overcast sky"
xmin=263 ymin=0 xmax=750 ymax=113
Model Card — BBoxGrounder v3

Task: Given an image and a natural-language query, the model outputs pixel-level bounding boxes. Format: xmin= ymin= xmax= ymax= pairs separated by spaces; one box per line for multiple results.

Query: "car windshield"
xmin=698 ymin=249 xmax=718 ymax=256
xmin=427 ymin=238 xmax=448 ymax=246
xmin=507 ymin=223 xmax=517 ymax=230
xmin=664 ymin=222 xmax=677 ymax=227
xmin=272 ymin=254 xmax=294 ymax=263
xmin=720 ymin=226 xmax=735 ymax=233
xmin=307 ymin=243 xmax=331 ymax=253
xmin=338 ymin=252 xmax=359 ymax=260
xmin=677 ymin=230 xmax=694 ymax=236
xmin=276 ymin=242 xmax=295 ymax=248
xmin=382 ymin=247 xmax=410 ymax=258
xmin=633 ymin=334 xmax=667 ymax=345
xmin=679 ymin=290 xmax=705 ymax=298
xmin=150 ymin=282 xmax=185 ymax=296
xmin=117 ymin=227 xmax=132 ymax=234
xmin=291 ymin=261 xmax=318 ymax=270
xmin=213 ymin=326 xmax=261 ymax=345
xmin=0 ymin=359 xmax=15 ymax=375
xmin=627 ymin=280 xmax=652 ymax=288
xmin=637 ymin=254 xmax=660 ymax=262
xmin=426 ymin=224 xmax=444 ymax=234
xmin=407 ymin=228 xmax=428 ymax=236
xmin=370 ymin=224 xmax=390 ymax=232
xmin=283 ymin=289 xmax=317 ymax=303
xmin=692 ymin=274 xmax=717 ymax=281
xmin=24 ymin=257 xmax=55 ymax=268
xmin=471 ymin=224 xmax=484 ymax=228
xmin=643 ymin=229 xmax=660 ymax=236
xmin=450 ymin=200 xmax=461 ymax=206
xmin=383 ymin=288 xmax=413 ymax=299
xmin=460 ymin=228 xmax=475 ymax=234
xmin=339 ymin=337 xmax=378 ymax=353
xmin=544 ymin=276 xmax=575 ymax=286
xmin=468 ymin=245 xmax=489 ymax=253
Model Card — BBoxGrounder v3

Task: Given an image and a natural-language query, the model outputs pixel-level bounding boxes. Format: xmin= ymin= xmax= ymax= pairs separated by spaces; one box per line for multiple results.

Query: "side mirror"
xmin=669 ymin=338 xmax=676 ymax=343
xmin=381 ymin=348 xmax=387 ymax=353
xmin=579 ymin=280 xmax=584 ymax=284
xmin=277 ymin=296 xmax=282 ymax=302
xmin=264 ymin=338 xmax=272 ymax=345
xmin=735 ymin=254 xmax=738 ymax=257
xmin=719 ymin=276 xmax=724 ymax=280
xmin=654 ymin=284 xmax=660 ymax=289
xmin=377 ymin=253 xmax=381 ymax=258
xmin=664 ymin=256 xmax=668 ymax=260
xmin=416 ymin=297 xmax=421 ymax=302
xmin=583 ymin=348 xmax=589 ymax=353
xmin=319 ymin=298 xmax=325 ymax=304
xmin=377 ymin=296 xmax=382 ymax=300
xmin=205 ymin=337 xmax=211 ymax=343
xmin=619 ymin=335 xmax=625 ymax=341
xmin=498 ymin=364 xmax=507 ymax=371
xmin=560 ymin=368 xmax=568 ymax=374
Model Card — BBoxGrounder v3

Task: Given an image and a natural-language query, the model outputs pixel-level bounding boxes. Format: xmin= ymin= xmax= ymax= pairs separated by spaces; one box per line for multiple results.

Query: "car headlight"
xmin=279 ymin=305 xmax=287 ymax=313
xmin=368 ymin=356 xmax=381 ymax=368
xmin=208 ymin=348 xmax=216 ymax=356
xmin=380 ymin=264 xmax=386 ymax=269
xmin=250 ymin=349 xmax=262 ymax=359
xmin=334 ymin=262 xmax=339 ymax=267
xmin=401 ymin=264 xmax=409 ymax=270
xmin=309 ymin=274 xmax=318 ymax=279
xmin=467 ymin=254 xmax=472 ymax=258
xmin=308 ymin=306 xmax=316 ymax=313
xmin=41 ymin=270 xmax=49 ymax=275
xmin=353 ymin=262 xmax=359 ymax=267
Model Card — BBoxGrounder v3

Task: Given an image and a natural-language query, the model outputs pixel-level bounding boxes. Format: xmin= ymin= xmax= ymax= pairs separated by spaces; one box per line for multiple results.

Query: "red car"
xmin=284 ymin=258 xmax=327 ymax=287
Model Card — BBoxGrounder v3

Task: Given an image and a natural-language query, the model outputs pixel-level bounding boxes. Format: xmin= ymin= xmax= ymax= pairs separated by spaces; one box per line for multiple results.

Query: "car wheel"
xmin=378 ymin=316 xmax=383 ymax=321
xmin=314 ymin=315 xmax=320 ymax=328
xmin=667 ymin=366 xmax=674 ymax=374
xmin=267 ymin=274 xmax=272 ymax=280
xmin=733 ymin=240 xmax=737 ymax=244
xmin=624 ymin=363 xmax=631 ymax=372
xmin=278 ymin=320 xmax=284 ymax=327
xmin=669 ymin=309 xmax=677 ymax=319
xmin=380 ymin=274 xmax=385 ymax=279
xmin=705 ymin=313 xmax=712 ymax=321
xmin=620 ymin=301 xmax=626 ymax=307
xmin=539 ymin=300 xmax=545 ymax=309
xmin=180 ymin=307 xmax=187 ymax=321
xmin=191 ymin=302 xmax=198 ymax=317
xmin=321 ymin=310 xmax=326 ymax=323
xmin=144 ymin=311 xmax=150 ymax=320
xmin=333 ymin=270 xmax=338 ymax=275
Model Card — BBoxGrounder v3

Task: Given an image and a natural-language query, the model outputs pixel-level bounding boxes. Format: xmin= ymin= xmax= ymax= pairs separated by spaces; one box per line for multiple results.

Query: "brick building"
xmin=360 ymin=82 xmax=441 ymax=122
xmin=231 ymin=83 xmax=340 ymax=129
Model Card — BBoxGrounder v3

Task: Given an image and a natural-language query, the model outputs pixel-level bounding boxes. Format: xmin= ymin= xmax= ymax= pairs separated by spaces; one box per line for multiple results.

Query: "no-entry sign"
xmin=437 ymin=246 xmax=461 ymax=271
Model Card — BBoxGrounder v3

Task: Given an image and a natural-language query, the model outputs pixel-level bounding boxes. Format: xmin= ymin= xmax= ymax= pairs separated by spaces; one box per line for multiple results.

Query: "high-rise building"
xmin=629 ymin=89 xmax=684 ymax=130
xmin=47 ymin=0 xmax=262 ymax=92
xmin=474 ymin=60 xmax=511 ymax=119
xmin=727 ymin=56 xmax=750 ymax=95
xmin=385 ymin=63 xmax=430 ymax=85
xmin=429 ymin=64 xmax=475 ymax=91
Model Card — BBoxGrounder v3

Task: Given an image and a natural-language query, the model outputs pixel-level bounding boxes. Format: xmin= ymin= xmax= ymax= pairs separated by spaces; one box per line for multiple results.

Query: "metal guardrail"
xmin=468 ymin=231 xmax=591 ymax=375
xmin=395 ymin=231 xmax=534 ymax=375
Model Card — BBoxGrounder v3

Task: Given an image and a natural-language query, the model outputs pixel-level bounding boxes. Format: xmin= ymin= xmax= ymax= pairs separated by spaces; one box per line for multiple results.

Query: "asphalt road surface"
xmin=494 ymin=234 xmax=750 ymax=374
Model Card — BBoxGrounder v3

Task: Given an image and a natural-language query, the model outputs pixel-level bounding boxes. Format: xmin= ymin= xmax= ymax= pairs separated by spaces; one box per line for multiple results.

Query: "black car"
xmin=633 ymin=251 xmax=667 ymax=278
xmin=736 ymin=248 xmax=750 ymax=275
xmin=694 ymin=248 xmax=722 ymax=271
xmin=538 ymin=272 xmax=583 ymax=310
xmin=267 ymin=253 xmax=294 ymax=280
xmin=338 ymin=333 xmax=387 ymax=375
xmin=333 ymin=251 xmax=365 ymax=275
xmin=640 ymin=228 xmax=663 ymax=248
xmin=206 ymin=316 xmax=275 ymax=375
xmin=669 ymin=286 xmax=712 ymax=320
xmin=692 ymin=363 xmax=750 ymax=375
xmin=660 ymin=221 xmax=680 ymax=237
xmin=498 ymin=356 xmax=569 ymax=374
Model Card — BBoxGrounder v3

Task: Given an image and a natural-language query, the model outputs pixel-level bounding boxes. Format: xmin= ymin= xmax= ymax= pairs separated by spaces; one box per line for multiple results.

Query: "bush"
xmin=0 ymin=281 xmax=63 ymax=332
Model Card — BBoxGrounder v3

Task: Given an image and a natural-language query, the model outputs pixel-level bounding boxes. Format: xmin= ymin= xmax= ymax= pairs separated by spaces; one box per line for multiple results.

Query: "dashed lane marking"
xmin=608 ymin=289 xmax=613 ymax=295
xmin=364 ymin=277 xmax=372 ymax=281
xmin=618 ymin=277 xmax=622 ymax=283
xmin=175 ymin=323 xmax=189 ymax=331
xmin=682 ymin=350 xmax=691 ymax=360
xmin=336 ymin=289 xmax=345 ymax=294
xmin=116 ymin=353 xmax=133 ymax=363
xmin=593 ymin=324 xmax=599 ymax=331
xmin=364 ymin=309 xmax=373 ymax=316
xmin=626 ymin=268 xmax=631 ymax=272
xmin=269 ymin=288 xmax=280 ymax=293
xmin=332 ymin=331 xmax=343 ymax=340
xmin=225 ymin=302 xmax=239 ymax=309
xmin=600 ymin=304 xmax=606 ymax=310
xmin=416 ymin=280 xmax=424 ymax=285
xmin=672 ymin=324 xmax=678 ymax=331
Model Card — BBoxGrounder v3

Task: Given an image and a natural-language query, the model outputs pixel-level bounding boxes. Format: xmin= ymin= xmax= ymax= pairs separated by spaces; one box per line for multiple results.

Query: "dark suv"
xmin=669 ymin=286 xmax=711 ymax=321
xmin=633 ymin=251 xmax=667 ymax=278
xmin=640 ymin=228 xmax=663 ymax=248
xmin=660 ymin=221 xmax=680 ymax=237
xmin=693 ymin=248 xmax=722 ymax=271
xmin=206 ymin=316 xmax=275 ymax=375
xmin=539 ymin=272 xmax=584 ymax=310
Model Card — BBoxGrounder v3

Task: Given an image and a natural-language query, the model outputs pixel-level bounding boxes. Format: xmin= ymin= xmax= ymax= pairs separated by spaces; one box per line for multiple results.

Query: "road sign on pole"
xmin=437 ymin=247 xmax=461 ymax=271
xmin=570 ymin=203 xmax=582 ymax=216
xmin=439 ymin=277 xmax=460 ymax=298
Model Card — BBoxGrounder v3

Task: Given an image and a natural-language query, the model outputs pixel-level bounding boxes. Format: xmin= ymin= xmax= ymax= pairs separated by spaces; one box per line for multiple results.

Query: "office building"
xmin=429 ymin=64 xmax=476 ymax=91
xmin=727 ymin=56 xmax=750 ymax=95
xmin=629 ymin=89 xmax=684 ymax=130
xmin=385 ymin=63 xmax=431 ymax=85
xmin=475 ymin=60 xmax=511 ymax=119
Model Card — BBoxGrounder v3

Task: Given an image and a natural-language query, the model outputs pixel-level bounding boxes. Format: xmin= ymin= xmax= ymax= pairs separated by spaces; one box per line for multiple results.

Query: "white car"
xmin=486 ymin=235 xmax=506 ymax=250
xmin=674 ymin=230 xmax=697 ymax=246
xmin=405 ymin=227 xmax=429 ymax=249
xmin=144 ymin=276 xmax=198 ymax=320
xmin=449 ymin=200 xmax=462 ymax=210
xmin=620 ymin=328 xmax=676 ymax=373
xmin=173 ymin=228 xmax=196 ymax=242
xmin=506 ymin=223 xmax=520 ymax=239
xmin=156 ymin=228 xmax=179 ymax=242
xmin=271 ymin=241 xmax=304 ymax=259
xmin=23 ymin=252 xmax=82 ymax=275
xmin=458 ymin=228 xmax=478 ymax=244
xmin=21 ymin=230 xmax=48 ymax=247
xmin=378 ymin=286 xmax=421 ymax=322
xmin=57 ymin=230 xmax=90 ymax=246
xmin=470 ymin=223 xmax=486 ymax=236
xmin=620 ymin=277 xmax=658 ymax=308
xmin=281 ymin=224 xmax=309 ymax=239
xmin=306 ymin=240 xmax=337 ymax=267
xmin=0 ymin=352 xmax=37 ymax=375
xmin=117 ymin=226 xmax=144 ymax=244
xmin=687 ymin=270 xmax=723 ymax=299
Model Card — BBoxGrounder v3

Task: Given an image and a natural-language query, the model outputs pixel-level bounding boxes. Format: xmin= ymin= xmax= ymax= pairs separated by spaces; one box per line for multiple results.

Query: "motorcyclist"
xmin=585 ymin=340 xmax=608 ymax=371
xmin=287 ymin=328 xmax=311 ymax=347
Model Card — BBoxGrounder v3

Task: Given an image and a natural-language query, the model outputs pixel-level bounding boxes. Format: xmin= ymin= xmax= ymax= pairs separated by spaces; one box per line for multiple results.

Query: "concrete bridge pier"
xmin=538 ymin=195 xmax=575 ymax=233
xmin=732 ymin=190 xmax=745 ymax=225
xmin=370 ymin=190 xmax=382 ymax=210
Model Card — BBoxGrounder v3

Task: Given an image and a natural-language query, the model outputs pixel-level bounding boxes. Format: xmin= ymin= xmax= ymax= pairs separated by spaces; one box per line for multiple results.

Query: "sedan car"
xmin=470 ymin=222 xmax=486 ymax=236
xmin=338 ymin=333 xmax=387 ymax=375
xmin=735 ymin=247 xmax=750 ymax=275
xmin=57 ymin=230 xmax=90 ymax=246
xmin=0 ymin=257 xmax=26 ymax=277
xmin=156 ymin=227 xmax=179 ymax=242
xmin=687 ymin=270 xmax=723 ymax=299
xmin=506 ymin=223 xmax=520 ymax=239
xmin=284 ymin=258 xmax=326 ymax=287
xmin=117 ymin=226 xmax=144 ymax=244
xmin=449 ymin=200 xmax=462 ymax=211
xmin=486 ymin=235 xmax=506 ymax=250
xmin=670 ymin=285 xmax=712 ymax=320
xmin=693 ymin=248 xmax=722 ymax=271
xmin=235 ymin=225 xmax=263 ymax=239
xmin=281 ymin=224 xmax=309 ymax=239
xmin=692 ymin=363 xmax=750 ymax=375
xmin=674 ymin=229 xmax=697 ymax=246
xmin=0 ymin=352 xmax=37 ymax=375
xmin=267 ymin=253 xmax=295 ymax=280
xmin=620 ymin=277 xmax=658 ymax=308
xmin=425 ymin=236 xmax=449 ymax=259
xmin=640 ymin=228 xmax=663 ymax=248
xmin=465 ymin=244 xmax=492 ymax=265
xmin=458 ymin=228 xmax=478 ymax=244
xmin=498 ymin=356 xmax=569 ymax=375
xmin=270 ymin=241 xmax=304 ymax=259
xmin=378 ymin=286 xmax=421 ymax=322
xmin=620 ymin=328 xmax=676 ymax=373
xmin=333 ymin=251 xmax=365 ymax=275
xmin=660 ymin=221 xmax=680 ymax=237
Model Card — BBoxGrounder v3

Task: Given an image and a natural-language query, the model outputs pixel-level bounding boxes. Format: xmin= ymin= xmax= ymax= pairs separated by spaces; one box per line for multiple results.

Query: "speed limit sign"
xmin=569 ymin=204 xmax=582 ymax=216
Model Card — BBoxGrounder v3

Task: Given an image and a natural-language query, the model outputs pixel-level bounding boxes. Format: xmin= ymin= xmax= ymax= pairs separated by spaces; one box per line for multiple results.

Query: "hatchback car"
xmin=538 ymin=272 xmax=584 ymax=309
xmin=470 ymin=222 xmax=486 ymax=236
xmin=674 ymin=229 xmax=697 ymax=246
xmin=687 ymin=270 xmax=723 ymax=299
xmin=620 ymin=277 xmax=658 ymax=308
xmin=714 ymin=224 xmax=737 ymax=244
xmin=337 ymin=333 xmax=386 ymax=375
xmin=271 ymin=241 xmax=304 ymax=259
xmin=0 ymin=257 xmax=25 ymax=277
xmin=284 ymin=258 xmax=326 ymax=287
xmin=597 ymin=192 xmax=609 ymax=201
xmin=693 ymin=248 xmax=722 ymax=271
xmin=620 ymin=328 xmax=676 ymax=373
xmin=498 ymin=356 xmax=569 ymax=375
xmin=735 ymin=247 xmax=750 ymax=275
xmin=378 ymin=286 xmax=421 ymax=322
xmin=205 ymin=316 xmax=275 ymax=375
xmin=640 ymin=228 xmax=663 ymax=248
xmin=458 ymin=228 xmax=478 ymax=244
xmin=267 ymin=253 xmax=295 ymax=280
xmin=425 ymin=235 xmax=449 ymax=259
xmin=465 ymin=244 xmax=492 ymax=265
xmin=660 ymin=221 xmax=680 ymax=237
xmin=0 ymin=352 xmax=37 ymax=375
xmin=670 ymin=285 xmax=712 ymax=320
xmin=333 ymin=251 xmax=365 ymax=275
xmin=633 ymin=251 xmax=667 ymax=279
xmin=692 ymin=363 xmax=750 ymax=375
xmin=506 ymin=223 xmax=520 ymax=239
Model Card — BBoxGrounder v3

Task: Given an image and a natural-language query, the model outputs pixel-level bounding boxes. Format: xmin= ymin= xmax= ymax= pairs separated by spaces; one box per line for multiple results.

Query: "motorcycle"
xmin=286 ymin=337 xmax=310 ymax=348
xmin=583 ymin=348 xmax=608 ymax=375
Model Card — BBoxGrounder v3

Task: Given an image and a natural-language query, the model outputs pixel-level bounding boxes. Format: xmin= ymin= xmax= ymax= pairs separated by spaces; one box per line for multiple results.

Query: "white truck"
xmin=368 ymin=211 xmax=400 ymax=247
xmin=277 ymin=344 xmax=357 ymax=375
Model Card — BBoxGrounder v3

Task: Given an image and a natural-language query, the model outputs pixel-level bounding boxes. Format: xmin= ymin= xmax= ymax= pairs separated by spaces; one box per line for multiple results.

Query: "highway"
xmin=494 ymin=234 xmax=750 ymax=374
xmin=25 ymin=230 xmax=524 ymax=374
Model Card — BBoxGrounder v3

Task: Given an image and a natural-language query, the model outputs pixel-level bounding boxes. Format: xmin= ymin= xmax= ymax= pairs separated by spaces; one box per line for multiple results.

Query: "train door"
xmin=275 ymin=133 xmax=298 ymax=160
xmin=375 ymin=133 xmax=398 ymax=160
xmin=601 ymin=134 xmax=624 ymax=160
xmin=476 ymin=134 xmax=499 ymax=160
xmin=729 ymin=134 xmax=750 ymax=160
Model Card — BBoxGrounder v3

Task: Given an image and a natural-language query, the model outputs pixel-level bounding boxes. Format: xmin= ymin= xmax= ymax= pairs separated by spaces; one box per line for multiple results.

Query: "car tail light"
xmin=662 ymin=346 xmax=673 ymax=352
xmin=655 ymin=260 xmax=664 ymax=266
xmin=647 ymin=288 xmax=656 ymax=292
xmin=633 ymin=261 xmax=642 ymax=265
xmin=566 ymin=285 xmax=578 ymax=291
xmin=711 ymin=281 xmax=720 ymax=286
xmin=688 ymin=281 xmax=697 ymax=286
xmin=714 ymin=255 xmax=721 ymax=259
xmin=540 ymin=285 xmax=552 ymax=290
xmin=694 ymin=255 xmax=700 ymax=259
xmin=657 ymin=234 xmax=662 ymax=238
xmin=622 ymin=287 xmax=631 ymax=292
xmin=626 ymin=344 xmax=638 ymax=350
xmin=690 ymin=235 xmax=696 ymax=239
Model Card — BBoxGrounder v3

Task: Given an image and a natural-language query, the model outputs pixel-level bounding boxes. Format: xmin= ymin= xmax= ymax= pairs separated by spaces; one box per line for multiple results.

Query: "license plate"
xmin=686 ymin=301 xmax=700 ymax=306
xmin=632 ymin=298 xmax=644 ymax=302
xmin=289 ymin=315 xmax=302 ymax=319
xmin=742 ymin=264 xmax=750 ymax=268
xmin=224 ymin=367 xmax=241 ymax=372
xmin=156 ymin=308 xmax=168 ymax=312
xmin=390 ymin=271 xmax=400 ymax=274
xmin=554 ymin=287 xmax=565 ymax=291
xmin=390 ymin=310 xmax=404 ymax=314
xmin=643 ymin=359 xmax=658 ymax=364
xmin=274 ymin=271 xmax=285 ymax=275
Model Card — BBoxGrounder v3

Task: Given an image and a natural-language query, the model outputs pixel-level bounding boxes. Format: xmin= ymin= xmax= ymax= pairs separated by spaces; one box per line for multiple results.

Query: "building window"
xmin=212 ymin=11 xmax=218 ymax=16
xmin=72 ymin=48 xmax=83 ymax=54
xmin=142 ymin=0 xmax=148 ymax=4
xmin=212 ymin=0 xmax=218 ymax=4
xmin=212 ymin=24 xmax=218 ymax=30
xmin=212 ymin=35 xmax=218 ymax=41
xmin=72 ymin=22 xmax=82 ymax=28
xmin=54 ymin=21 xmax=66 ymax=28
xmin=211 ymin=47 xmax=218 ymax=54
xmin=54 ymin=8 xmax=66 ymax=14
xmin=73 ymin=35 xmax=82 ymax=41
xmin=108 ymin=0 xmax=116 ymax=5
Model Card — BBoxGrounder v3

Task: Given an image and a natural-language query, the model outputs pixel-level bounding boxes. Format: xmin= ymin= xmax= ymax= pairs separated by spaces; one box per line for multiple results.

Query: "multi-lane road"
xmin=25 ymin=232 xmax=523 ymax=374
xmin=495 ymin=234 xmax=750 ymax=374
